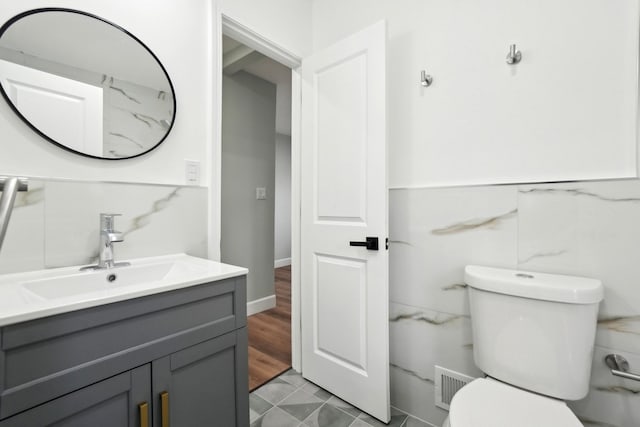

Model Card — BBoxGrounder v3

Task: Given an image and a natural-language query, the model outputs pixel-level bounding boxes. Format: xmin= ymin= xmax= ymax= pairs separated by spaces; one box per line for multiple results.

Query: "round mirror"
xmin=0 ymin=8 xmax=176 ymax=159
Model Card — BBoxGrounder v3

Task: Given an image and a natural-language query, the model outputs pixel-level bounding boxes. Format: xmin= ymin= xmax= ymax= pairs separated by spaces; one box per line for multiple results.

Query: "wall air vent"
xmin=434 ymin=366 xmax=474 ymax=410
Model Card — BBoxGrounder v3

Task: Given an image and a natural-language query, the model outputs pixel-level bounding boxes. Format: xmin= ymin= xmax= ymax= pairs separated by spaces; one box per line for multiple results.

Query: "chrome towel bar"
xmin=0 ymin=177 xmax=28 ymax=192
xmin=605 ymin=353 xmax=640 ymax=382
xmin=0 ymin=176 xmax=29 ymax=254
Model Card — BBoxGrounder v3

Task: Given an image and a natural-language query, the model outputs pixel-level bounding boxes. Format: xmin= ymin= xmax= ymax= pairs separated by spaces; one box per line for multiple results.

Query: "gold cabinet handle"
xmin=161 ymin=391 xmax=170 ymax=427
xmin=138 ymin=402 xmax=149 ymax=427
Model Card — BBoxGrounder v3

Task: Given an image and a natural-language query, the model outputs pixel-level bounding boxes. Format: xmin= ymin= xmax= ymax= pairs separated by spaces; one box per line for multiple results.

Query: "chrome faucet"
xmin=81 ymin=213 xmax=130 ymax=270
xmin=99 ymin=213 xmax=124 ymax=268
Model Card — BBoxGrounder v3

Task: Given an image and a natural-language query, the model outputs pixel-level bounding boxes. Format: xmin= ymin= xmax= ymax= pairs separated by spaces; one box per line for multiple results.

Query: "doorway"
xmin=220 ymin=32 xmax=294 ymax=391
xmin=215 ymin=15 xmax=391 ymax=423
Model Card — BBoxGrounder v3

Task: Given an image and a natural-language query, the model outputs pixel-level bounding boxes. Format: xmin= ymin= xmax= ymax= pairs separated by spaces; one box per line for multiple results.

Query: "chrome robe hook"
xmin=506 ymin=44 xmax=522 ymax=65
xmin=420 ymin=70 xmax=433 ymax=87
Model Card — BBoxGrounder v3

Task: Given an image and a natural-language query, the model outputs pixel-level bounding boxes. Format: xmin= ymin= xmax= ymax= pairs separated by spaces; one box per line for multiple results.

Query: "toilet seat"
xmin=448 ymin=378 xmax=582 ymax=427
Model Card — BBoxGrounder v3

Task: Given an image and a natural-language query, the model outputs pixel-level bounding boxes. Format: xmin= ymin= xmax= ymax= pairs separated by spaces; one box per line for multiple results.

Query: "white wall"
xmin=274 ymin=133 xmax=291 ymax=264
xmin=0 ymin=0 xmax=212 ymax=185
xmin=0 ymin=0 xmax=312 ymax=265
xmin=312 ymin=0 xmax=639 ymax=188
xmin=0 ymin=1 xmax=215 ymax=279
xmin=219 ymin=0 xmax=313 ymax=58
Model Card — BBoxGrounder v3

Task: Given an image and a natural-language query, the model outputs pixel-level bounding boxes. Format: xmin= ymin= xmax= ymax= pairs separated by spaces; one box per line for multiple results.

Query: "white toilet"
xmin=443 ymin=265 xmax=603 ymax=427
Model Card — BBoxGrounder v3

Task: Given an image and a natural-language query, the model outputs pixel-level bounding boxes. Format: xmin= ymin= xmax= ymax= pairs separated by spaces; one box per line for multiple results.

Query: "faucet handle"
xmin=100 ymin=213 xmax=122 ymax=231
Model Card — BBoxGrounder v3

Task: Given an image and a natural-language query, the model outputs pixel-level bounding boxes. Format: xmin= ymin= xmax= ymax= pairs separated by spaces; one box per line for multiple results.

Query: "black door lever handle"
xmin=349 ymin=237 xmax=379 ymax=251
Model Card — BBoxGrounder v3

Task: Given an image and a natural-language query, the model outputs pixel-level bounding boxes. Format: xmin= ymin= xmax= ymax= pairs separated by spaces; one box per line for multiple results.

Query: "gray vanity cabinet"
xmin=152 ymin=330 xmax=248 ymax=427
xmin=0 ymin=275 xmax=249 ymax=427
xmin=0 ymin=365 xmax=152 ymax=427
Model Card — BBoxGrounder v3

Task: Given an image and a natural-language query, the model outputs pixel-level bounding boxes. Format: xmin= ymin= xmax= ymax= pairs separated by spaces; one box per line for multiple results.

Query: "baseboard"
xmin=274 ymin=257 xmax=291 ymax=268
xmin=247 ymin=294 xmax=276 ymax=316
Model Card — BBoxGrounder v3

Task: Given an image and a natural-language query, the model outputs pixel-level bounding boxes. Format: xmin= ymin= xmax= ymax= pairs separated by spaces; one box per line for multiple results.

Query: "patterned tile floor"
xmin=250 ymin=369 xmax=431 ymax=427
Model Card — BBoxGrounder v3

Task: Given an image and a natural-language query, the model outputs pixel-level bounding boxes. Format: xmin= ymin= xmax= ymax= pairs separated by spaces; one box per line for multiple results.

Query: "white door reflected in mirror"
xmin=0 ymin=59 xmax=103 ymax=156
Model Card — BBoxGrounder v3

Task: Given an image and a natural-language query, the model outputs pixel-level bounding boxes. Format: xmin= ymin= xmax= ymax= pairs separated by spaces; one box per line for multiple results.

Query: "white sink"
xmin=23 ymin=262 xmax=176 ymax=300
xmin=0 ymin=254 xmax=248 ymax=326
xmin=0 ymin=286 xmax=45 ymax=310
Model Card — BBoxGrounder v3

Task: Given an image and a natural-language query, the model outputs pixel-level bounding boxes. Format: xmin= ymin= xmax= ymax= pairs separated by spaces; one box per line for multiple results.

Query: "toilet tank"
xmin=465 ymin=265 xmax=603 ymax=401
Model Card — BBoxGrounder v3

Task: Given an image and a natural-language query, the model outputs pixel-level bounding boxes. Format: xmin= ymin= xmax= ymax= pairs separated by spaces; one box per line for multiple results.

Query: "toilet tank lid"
xmin=464 ymin=265 xmax=603 ymax=304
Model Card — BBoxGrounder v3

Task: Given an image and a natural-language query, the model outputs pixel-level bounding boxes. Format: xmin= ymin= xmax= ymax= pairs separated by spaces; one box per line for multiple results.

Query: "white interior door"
xmin=0 ymin=59 xmax=103 ymax=156
xmin=301 ymin=21 xmax=389 ymax=422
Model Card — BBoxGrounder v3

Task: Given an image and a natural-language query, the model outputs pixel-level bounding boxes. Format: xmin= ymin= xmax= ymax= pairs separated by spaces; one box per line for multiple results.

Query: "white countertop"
xmin=0 ymin=253 xmax=248 ymax=327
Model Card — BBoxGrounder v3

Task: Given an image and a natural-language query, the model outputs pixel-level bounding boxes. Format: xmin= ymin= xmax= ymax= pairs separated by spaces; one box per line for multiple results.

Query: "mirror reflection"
xmin=0 ymin=8 xmax=175 ymax=159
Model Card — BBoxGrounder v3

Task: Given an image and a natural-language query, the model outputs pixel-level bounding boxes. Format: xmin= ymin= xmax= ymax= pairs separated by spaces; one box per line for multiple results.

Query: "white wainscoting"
xmin=247 ymin=294 xmax=277 ymax=316
xmin=274 ymin=257 xmax=292 ymax=268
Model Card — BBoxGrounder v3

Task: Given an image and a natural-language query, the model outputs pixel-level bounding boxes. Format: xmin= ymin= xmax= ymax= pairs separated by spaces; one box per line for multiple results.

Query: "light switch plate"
xmin=185 ymin=160 xmax=200 ymax=184
xmin=256 ymin=187 xmax=267 ymax=200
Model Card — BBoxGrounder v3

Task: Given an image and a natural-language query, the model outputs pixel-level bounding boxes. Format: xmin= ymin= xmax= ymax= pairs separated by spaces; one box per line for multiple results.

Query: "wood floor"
xmin=248 ymin=266 xmax=292 ymax=391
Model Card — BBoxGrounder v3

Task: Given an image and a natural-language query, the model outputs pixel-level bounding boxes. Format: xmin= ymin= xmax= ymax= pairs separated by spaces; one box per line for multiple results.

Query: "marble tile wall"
xmin=104 ymin=76 xmax=174 ymax=158
xmin=0 ymin=179 xmax=207 ymax=274
xmin=389 ymin=179 xmax=640 ymax=427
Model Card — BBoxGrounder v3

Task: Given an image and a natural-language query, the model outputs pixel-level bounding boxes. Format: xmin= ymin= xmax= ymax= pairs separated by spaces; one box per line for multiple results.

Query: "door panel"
xmin=301 ymin=20 xmax=389 ymax=422
xmin=315 ymin=254 xmax=367 ymax=371
xmin=315 ymin=52 xmax=367 ymax=221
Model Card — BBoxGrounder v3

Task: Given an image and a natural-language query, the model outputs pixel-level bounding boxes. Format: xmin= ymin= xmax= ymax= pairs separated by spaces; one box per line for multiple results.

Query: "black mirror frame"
xmin=0 ymin=7 xmax=177 ymax=160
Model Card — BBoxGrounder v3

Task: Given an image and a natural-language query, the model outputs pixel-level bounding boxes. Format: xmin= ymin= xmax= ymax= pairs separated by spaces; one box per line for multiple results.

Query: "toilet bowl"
xmin=442 ymin=378 xmax=582 ymax=427
xmin=440 ymin=265 xmax=603 ymax=427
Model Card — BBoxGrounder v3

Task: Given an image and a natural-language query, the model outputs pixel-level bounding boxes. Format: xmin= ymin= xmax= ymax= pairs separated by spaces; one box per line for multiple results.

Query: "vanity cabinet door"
xmin=0 ymin=365 xmax=151 ymax=427
xmin=151 ymin=328 xmax=249 ymax=427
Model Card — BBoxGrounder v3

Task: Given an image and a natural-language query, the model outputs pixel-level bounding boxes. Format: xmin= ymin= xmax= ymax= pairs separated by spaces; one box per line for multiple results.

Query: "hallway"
xmin=248 ymin=266 xmax=292 ymax=390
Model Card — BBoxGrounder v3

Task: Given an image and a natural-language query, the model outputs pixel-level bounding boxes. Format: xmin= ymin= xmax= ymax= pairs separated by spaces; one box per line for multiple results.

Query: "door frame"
xmin=211 ymin=10 xmax=303 ymax=371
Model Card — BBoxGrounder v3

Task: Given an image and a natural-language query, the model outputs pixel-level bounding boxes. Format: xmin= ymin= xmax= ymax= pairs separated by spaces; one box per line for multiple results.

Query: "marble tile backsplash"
xmin=389 ymin=302 xmax=480 ymax=425
xmin=0 ymin=179 xmax=207 ymax=274
xmin=389 ymin=179 xmax=640 ymax=427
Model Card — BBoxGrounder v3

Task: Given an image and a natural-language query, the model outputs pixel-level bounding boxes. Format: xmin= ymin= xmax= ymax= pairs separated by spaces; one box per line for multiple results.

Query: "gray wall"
xmin=221 ymin=71 xmax=276 ymax=302
xmin=274 ymin=133 xmax=291 ymax=264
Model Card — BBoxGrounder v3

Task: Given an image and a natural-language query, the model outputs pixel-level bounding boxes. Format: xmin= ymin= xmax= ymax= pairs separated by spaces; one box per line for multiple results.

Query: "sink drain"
xmin=107 ymin=273 xmax=117 ymax=283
